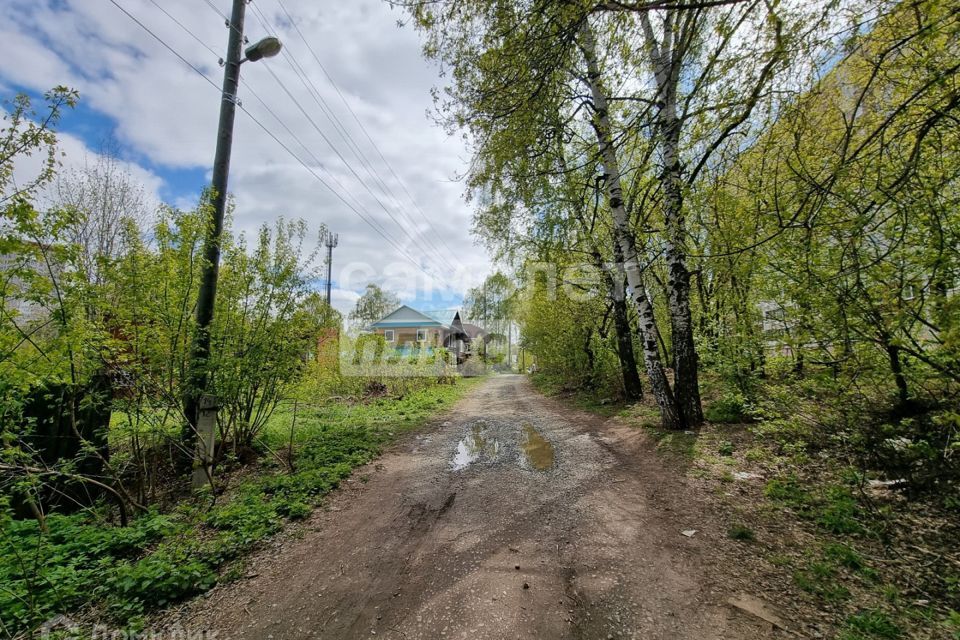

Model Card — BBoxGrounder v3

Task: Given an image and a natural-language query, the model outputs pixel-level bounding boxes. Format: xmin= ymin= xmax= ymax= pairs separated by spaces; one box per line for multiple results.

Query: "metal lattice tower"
xmin=324 ymin=231 xmax=339 ymax=306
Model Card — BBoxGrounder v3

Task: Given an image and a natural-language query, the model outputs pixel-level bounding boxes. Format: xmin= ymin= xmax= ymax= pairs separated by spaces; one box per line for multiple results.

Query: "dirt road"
xmin=166 ymin=375 xmax=785 ymax=639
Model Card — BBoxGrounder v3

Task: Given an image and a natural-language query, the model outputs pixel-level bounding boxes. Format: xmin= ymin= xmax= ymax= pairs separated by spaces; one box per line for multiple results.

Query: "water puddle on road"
xmin=451 ymin=422 xmax=500 ymax=470
xmin=520 ymin=424 xmax=555 ymax=471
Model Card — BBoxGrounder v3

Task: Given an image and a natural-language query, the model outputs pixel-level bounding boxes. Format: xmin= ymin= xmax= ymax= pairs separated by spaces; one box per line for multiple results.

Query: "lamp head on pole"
xmin=244 ymin=36 xmax=283 ymax=62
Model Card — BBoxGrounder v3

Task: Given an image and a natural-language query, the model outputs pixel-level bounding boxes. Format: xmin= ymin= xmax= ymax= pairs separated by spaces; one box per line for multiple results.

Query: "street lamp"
xmin=243 ymin=36 xmax=283 ymax=63
xmin=184 ymin=0 xmax=281 ymax=484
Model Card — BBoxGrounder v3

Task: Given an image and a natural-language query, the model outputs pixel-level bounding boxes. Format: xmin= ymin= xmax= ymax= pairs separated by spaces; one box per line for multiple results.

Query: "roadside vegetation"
xmin=1 ymin=378 xmax=477 ymax=634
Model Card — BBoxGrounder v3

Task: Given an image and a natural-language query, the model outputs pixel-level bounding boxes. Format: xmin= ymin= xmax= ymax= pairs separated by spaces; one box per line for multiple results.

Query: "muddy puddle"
xmin=449 ymin=420 xmax=555 ymax=472
xmin=519 ymin=423 xmax=555 ymax=471
xmin=451 ymin=422 xmax=501 ymax=470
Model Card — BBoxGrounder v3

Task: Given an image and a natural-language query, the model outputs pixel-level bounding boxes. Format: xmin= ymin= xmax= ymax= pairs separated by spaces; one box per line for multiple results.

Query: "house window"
xmin=416 ymin=329 xmax=427 ymax=342
xmin=764 ymin=308 xmax=785 ymax=322
xmin=384 ymin=329 xmax=395 ymax=342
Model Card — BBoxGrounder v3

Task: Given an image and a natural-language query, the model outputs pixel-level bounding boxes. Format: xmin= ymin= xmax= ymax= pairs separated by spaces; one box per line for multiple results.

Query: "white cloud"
xmin=1 ymin=0 xmax=492 ymax=306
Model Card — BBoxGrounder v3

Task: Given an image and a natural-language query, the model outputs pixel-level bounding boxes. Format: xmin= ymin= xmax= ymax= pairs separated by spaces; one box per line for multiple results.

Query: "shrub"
xmin=841 ymin=610 xmax=901 ymax=639
xmin=705 ymin=392 xmax=752 ymax=423
xmin=728 ymin=524 xmax=755 ymax=541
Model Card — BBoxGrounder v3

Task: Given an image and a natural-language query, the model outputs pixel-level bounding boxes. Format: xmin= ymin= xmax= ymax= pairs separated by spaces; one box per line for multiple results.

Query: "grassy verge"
xmin=0 ymin=377 xmax=482 ymax=636
xmin=529 ymin=373 xmax=626 ymax=416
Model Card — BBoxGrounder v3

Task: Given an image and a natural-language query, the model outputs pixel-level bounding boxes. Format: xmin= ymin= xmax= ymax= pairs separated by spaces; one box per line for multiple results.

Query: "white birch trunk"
xmin=640 ymin=11 xmax=704 ymax=426
xmin=580 ymin=22 xmax=681 ymax=429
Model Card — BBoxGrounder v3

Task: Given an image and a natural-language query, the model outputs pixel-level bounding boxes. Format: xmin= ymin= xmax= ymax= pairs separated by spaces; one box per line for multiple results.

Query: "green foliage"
xmin=108 ymin=547 xmax=217 ymax=611
xmin=0 ymin=378 xmax=478 ymax=634
xmin=840 ymin=610 xmax=902 ymax=640
xmin=793 ymin=562 xmax=851 ymax=602
xmin=706 ymin=393 xmax=752 ymax=424
xmin=0 ymin=511 xmax=179 ymax=630
xmin=816 ymin=487 xmax=864 ymax=535
xmin=765 ymin=476 xmax=865 ymax=535
xmin=727 ymin=524 xmax=755 ymax=541
xmin=823 ymin=543 xmax=866 ymax=572
xmin=944 ymin=610 xmax=960 ymax=639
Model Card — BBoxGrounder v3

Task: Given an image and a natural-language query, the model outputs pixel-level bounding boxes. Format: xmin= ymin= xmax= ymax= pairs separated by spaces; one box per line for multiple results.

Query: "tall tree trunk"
xmin=612 ymin=280 xmax=644 ymax=400
xmin=583 ymin=326 xmax=596 ymax=387
xmin=640 ymin=11 xmax=704 ymax=427
xmin=580 ymin=22 xmax=681 ymax=428
xmin=595 ymin=245 xmax=644 ymax=401
xmin=880 ymin=332 xmax=910 ymax=407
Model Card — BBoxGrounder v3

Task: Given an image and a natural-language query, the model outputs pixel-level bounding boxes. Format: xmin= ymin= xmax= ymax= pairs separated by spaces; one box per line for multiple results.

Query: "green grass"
xmin=728 ymin=523 xmax=756 ymax=541
xmin=764 ymin=475 xmax=866 ymax=535
xmin=642 ymin=426 xmax=698 ymax=459
xmin=0 ymin=377 xmax=481 ymax=635
xmin=839 ymin=609 xmax=902 ymax=639
xmin=529 ymin=373 xmax=625 ymax=417
xmin=793 ymin=561 xmax=852 ymax=602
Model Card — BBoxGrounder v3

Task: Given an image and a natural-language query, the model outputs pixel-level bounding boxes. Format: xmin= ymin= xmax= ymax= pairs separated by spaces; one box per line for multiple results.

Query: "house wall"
xmin=375 ymin=327 xmax=443 ymax=346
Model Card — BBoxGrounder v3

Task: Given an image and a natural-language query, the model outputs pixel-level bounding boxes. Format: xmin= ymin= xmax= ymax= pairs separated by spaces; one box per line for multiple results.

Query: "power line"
xmin=201 ymin=0 xmax=229 ymax=23
xmin=237 ymin=78 xmax=408 ymax=253
xmin=106 ymin=0 xmax=221 ymax=92
xmin=273 ymin=0 xmax=464 ymax=267
xmin=236 ymin=103 xmax=442 ymax=283
xmin=144 ymin=0 xmax=221 ymax=60
xmin=256 ymin=57 xmax=456 ymax=274
xmin=262 ymin=21 xmax=461 ymax=271
xmin=245 ymin=2 xmax=459 ymax=274
xmin=105 ymin=0 xmax=442 ymax=285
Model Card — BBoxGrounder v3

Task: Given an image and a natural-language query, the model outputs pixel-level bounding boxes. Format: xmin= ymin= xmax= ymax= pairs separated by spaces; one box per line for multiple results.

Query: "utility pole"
xmin=482 ymin=281 xmax=487 ymax=371
xmin=183 ymin=0 xmax=281 ymax=455
xmin=324 ymin=231 xmax=339 ymax=306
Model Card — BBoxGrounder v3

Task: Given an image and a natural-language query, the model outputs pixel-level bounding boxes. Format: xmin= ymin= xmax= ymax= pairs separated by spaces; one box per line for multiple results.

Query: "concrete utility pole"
xmin=324 ymin=231 xmax=339 ymax=306
xmin=183 ymin=0 xmax=281 ymax=460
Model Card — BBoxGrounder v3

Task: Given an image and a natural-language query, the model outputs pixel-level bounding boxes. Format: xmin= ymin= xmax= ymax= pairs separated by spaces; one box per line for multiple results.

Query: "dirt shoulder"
xmin=161 ymin=374 xmax=792 ymax=639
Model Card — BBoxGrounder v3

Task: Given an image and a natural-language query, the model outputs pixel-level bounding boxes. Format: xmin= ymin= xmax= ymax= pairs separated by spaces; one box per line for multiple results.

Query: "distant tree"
xmin=51 ymin=142 xmax=150 ymax=289
xmin=349 ymin=284 xmax=400 ymax=329
xmin=464 ymin=272 xmax=513 ymax=331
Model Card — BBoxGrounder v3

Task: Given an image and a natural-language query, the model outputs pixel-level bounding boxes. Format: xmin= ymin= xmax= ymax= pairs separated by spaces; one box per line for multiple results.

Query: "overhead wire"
xmin=200 ymin=0 xmax=229 ymax=23
xmin=107 ymin=0 xmax=441 ymax=285
xmin=265 ymin=23 xmax=462 ymax=271
xmin=106 ymin=0 xmax=221 ymax=92
xmin=144 ymin=0 xmax=221 ymax=60
xmin=273 ymin=0 xmax=465 ymax=267
xmin=245 ymin=1 xmax=459 ymax=275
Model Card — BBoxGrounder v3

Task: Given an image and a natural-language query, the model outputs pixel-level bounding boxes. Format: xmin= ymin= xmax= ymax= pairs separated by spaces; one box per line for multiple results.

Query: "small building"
xmin=368 ymin=305 xmax=471 ymax=362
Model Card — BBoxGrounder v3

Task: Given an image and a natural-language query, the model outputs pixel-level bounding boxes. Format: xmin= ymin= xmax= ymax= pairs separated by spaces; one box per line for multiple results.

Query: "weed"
xmin=840 ymin=609 xmax=901 ymax=639
xmin=643 ymin=426 xmax=697 ymax=460
xmin=817 ymin=487 xmax=864 ymax=534
xmin=824 ymin=543 xmax=865 ymax=571
xmin=767 ymin=553 xmax=793 ymax=567
xmin=705 ymin=393 xmax=752 ymax=424
xmin=765 ymin=476 xmax=812 ymax=509
xmin=0 ymin=379 xmax=481 ymax=635
xmin=728 ymin=524 xmax=755 ymax=541
xmin=944 ymin=610 xmax=960 ymax=639
xmin=793 ymin=563 xmax=851 ymax=602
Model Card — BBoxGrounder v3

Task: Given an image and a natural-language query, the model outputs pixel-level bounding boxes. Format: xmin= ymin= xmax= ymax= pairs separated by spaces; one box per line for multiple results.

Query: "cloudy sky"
xmin=1 ymin=0 xmax=493 ymax=316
